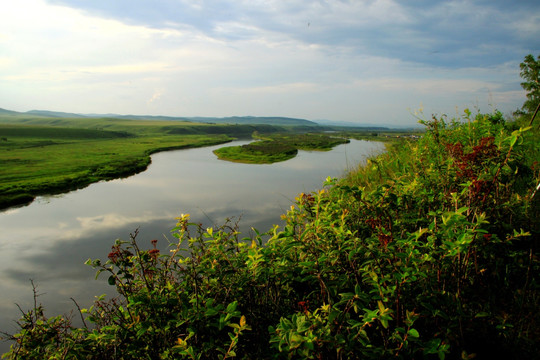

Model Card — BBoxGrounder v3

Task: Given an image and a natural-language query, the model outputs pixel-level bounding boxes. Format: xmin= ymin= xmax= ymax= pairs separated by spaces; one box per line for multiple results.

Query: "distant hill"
xmin=1 ymin=107 xmax=410 ymax=129
xmin=184 ymin=116 xmax=319 ymax=127
xmin=26 ymin=110 xmax=88 ymax=118
xmin=1 ymin=108 xmax=320 ymax=127
xmin=0 ymin=108 xmax=22 ymax=115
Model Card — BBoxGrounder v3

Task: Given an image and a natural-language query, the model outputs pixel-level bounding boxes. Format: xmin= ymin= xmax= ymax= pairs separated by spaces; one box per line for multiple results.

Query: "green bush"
xmin=3 ymin=110 xmax=539 ymax=359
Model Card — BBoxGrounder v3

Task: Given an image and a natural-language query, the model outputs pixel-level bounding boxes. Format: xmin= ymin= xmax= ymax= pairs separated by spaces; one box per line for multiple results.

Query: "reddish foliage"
xmin=378 ymin=233 xmax=393 ymax=247
xmin=366 ymin=217 xmax=381 ymax=230
xmin=445 ymin=137 xmax=499 ymax=201
xmin=297 ymin=300 xmax=310 ymax=315
xmin=149 ymin=248 xmax=160 ymax=260
xmin=107 ymin=245 xmax=122 ymax=264
xmin=300 ymin=193 xmax=316 ymax=207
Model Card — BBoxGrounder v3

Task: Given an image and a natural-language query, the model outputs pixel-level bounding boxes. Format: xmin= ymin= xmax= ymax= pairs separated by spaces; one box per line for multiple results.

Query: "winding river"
xmin=0 ymin=139 xmax=383 ymax=352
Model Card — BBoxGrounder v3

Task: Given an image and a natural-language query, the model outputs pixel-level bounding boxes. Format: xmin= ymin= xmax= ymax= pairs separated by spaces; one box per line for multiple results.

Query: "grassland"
xmin=0 ymin=113 xmax=402 ymax=209
xmin=0 ymin=115 xmax=294 ymax=210
xmin=213 ymin=133 xmax=350 ymax=164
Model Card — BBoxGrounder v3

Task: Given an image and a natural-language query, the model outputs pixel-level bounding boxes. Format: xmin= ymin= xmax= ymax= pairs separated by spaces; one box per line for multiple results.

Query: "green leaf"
xmin=226 ymin=301 xmax=238 ymax=313
xmin=408 ymin=328 xmax=419 ymax=338
xmin=205 ymin=308 xmax=219 ymax=317
xmin=108 ymin=275 xmax=116 ymax=286
xmin=475 ymin=312 xmax=490 ymax=318
xmin=509 ymin=132 xmax=518 ymax=147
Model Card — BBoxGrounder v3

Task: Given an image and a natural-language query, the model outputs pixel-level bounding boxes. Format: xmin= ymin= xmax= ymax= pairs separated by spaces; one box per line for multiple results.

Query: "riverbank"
xmin=1 ymin=117 xmax=278 ymax=210
xmin=0 ymin=116 xmax=395 ymax=210
xmin=0 ymin=134 xmax=232 ymax=210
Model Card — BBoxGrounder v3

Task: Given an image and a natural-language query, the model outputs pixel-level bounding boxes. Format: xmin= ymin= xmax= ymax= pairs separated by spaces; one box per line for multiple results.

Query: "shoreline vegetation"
xmin=0 ymin=118 xmax=290 ymax=210
xmin=2 ymin=109 xmax=538 ymax=359
xmin=0 ymin=123 xmax=233 ymax=210
xmin=213 ymin=133 xmax=351 ymax=164
xmin=0 ymin=113 xmax=411 ymax=211
xmin=0 ymin=132 xmax=233 ymax=210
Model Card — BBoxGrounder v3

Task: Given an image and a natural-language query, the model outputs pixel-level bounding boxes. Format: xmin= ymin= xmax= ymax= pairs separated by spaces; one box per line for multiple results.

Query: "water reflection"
xmin=0 ymin=139 xmax=383 ymax=352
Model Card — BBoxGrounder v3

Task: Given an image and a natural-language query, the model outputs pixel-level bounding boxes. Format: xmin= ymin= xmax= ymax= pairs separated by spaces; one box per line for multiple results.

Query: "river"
xmin=0 ymin=139 xmax=383 ymax=352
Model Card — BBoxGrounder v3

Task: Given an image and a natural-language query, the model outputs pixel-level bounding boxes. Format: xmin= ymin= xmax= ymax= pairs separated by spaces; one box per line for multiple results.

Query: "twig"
xmin=70 ymin=298 xmax=88 ymax=328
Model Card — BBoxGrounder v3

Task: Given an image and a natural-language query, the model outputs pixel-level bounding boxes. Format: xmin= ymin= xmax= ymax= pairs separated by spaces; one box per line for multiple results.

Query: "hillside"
xmin=0 ymin=108 xmax=21 ymax=116
xmin=26 ymin=110 xmax=88 ymax=118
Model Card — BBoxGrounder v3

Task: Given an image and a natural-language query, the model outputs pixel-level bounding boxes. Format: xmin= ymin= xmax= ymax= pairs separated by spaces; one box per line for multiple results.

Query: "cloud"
xmin=43 ymin=0 xmax=538 ymax=67
xmin=0 ymin=0 xmax=537 ymax=124
xmin=148 ymin=90 xmax=163 ymax=104
xmin=76 ymin=212 xmax=170 ymax=231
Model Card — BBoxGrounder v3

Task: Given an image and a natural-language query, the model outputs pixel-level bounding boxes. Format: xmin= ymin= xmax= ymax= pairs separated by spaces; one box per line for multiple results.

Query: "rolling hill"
xmin=1 ymin=108 xmax=320 ymax=127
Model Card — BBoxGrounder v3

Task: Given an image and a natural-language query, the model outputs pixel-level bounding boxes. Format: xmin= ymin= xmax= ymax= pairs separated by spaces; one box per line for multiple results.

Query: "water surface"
xmin=0 ymin=139 xmax=383 ymax=351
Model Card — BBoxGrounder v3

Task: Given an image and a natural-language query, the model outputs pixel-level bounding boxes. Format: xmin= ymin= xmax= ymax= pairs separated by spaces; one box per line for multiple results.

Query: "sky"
xmin=0 ymin=0 xmax=539 ymax=127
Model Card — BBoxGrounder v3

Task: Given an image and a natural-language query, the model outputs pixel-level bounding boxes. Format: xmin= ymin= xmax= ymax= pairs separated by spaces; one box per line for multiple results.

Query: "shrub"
xmin=3 ymin=110 xmax=539 ymax=359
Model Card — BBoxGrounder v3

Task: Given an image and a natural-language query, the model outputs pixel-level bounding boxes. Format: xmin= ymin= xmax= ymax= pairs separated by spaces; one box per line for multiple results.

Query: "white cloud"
xmin=148 ymin=89 xmax=163 ymax=104
xmin=509 ymin=12 xmax=540 ymax=36
xmin=76 ymin=212 xmax=169 ymax=231
xmin=0 ymin=0 xmax=533 ymax=124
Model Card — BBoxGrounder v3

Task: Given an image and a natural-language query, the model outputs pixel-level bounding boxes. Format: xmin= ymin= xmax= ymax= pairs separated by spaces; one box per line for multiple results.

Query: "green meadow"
xmin=1 ymin=113 xmax=401 ymax=208
xmin=0 ymin=115 xmax=296 ymax=210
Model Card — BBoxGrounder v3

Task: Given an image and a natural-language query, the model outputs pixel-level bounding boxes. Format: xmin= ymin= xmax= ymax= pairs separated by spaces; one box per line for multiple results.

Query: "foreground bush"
xmin=3 ymin=110 xmax=539 ymax=359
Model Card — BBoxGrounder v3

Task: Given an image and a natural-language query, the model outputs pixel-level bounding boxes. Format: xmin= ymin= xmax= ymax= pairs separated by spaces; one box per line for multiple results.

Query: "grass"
xmin=0 ymin=116 xmax=264 ymax=210
xmin=0 ymin=115 xmax=396 ymax=208
xmin=335 ymin=129 xmax=423 ymax=142
xmin=213 ymin=133 xmax=350 ymax=164
xmin=0 ymin=132 xmax=231 ymax=209
xmin=213 ymin=141 xmax=298 ymax=164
